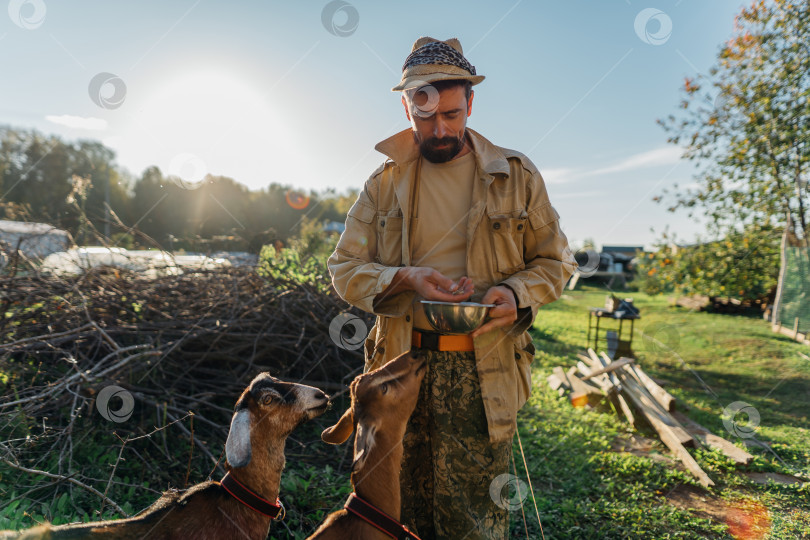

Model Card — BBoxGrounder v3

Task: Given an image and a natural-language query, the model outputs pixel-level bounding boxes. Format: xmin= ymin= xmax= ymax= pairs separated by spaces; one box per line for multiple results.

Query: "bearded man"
xmin=328 ymin=36 xmax=577 ymax=539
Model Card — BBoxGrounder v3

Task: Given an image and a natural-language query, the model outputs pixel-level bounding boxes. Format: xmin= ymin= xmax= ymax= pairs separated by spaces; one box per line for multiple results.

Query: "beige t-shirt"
xmin=411 ymin=152 xmax=477 ymax=330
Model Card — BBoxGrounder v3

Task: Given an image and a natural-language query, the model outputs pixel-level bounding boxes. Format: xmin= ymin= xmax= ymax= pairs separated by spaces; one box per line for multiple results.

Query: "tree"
xmin=658 ymin=0 xmax=810 ymax=242
xmin=1 ymin=125 xmax=359 ymax=252
xmin=0 ymin=126 xmax=130 ymax=236
xmin=637 ymin=223 xmax=780 ymax=301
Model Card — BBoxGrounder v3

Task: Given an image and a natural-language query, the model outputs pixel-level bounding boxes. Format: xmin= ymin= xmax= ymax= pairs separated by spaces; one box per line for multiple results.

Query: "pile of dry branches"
xmin=0 ymin=266 xmax=369 ymax=519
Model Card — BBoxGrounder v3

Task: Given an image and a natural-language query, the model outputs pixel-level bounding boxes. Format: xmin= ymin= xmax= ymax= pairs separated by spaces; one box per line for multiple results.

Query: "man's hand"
xmin=375 ymin=267 xmax=474 ymax=305
xmin=470 ymin=285 xmax=517 ymax=338
xmin=408 ymin=268 xmax=474 ymax=301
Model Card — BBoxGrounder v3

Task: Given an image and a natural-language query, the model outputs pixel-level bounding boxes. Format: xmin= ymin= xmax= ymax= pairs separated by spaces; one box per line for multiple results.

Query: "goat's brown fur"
xmin=308 ymin=351 xmax=426 ymax=539
xmin=0 ymin=374 xmax=329 ymax=540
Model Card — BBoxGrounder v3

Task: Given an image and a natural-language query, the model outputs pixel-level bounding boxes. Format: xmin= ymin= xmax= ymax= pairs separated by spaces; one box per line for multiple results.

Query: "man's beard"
xmin=415 ymin=132 xmax=465 ymax=163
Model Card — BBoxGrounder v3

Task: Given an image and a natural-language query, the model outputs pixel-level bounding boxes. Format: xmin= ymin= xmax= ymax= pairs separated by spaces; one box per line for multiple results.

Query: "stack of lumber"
xmin=547 ymin=349 xmax=754 ymax=487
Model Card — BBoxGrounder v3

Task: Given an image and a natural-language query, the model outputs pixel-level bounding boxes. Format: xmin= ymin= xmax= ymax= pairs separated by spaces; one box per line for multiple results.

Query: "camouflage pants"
xmin=400 ymin=350 xmax=511 ymax=540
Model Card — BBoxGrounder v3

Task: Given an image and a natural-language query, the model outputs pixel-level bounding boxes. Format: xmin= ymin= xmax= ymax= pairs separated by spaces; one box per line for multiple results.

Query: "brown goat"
xmin=307 ymin=351 xmax=426 ymax=540
xmin=0 ymin=373 xmax=329 ymax=540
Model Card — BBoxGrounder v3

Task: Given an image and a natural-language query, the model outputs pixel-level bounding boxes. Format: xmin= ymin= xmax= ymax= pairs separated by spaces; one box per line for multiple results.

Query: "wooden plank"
xmin=624 ymin=362 xmax=676 ymax=412
xmin=672 ymin=411 xmax=754 ymax=466
xmin=547 ymin=369 xmax=566 ymax=391
xmin=585 ymin=350 xmax=688 ymax=441
xmin=619 ymin=375 xmax=695 ymax=448
xmin=565 ymin=367 xmax=604 ymax=398
xmin=547 ymin=373 xmax=564 ymax=391
xmin=585 ymin=348 xmax=602 ymax=370
xmin=582 ymin=357 xmax=635 ymax=380
xmin=552 ymin=366 xmax=572 ymax=390
xmin=614 ymin=392 xmax=636 ymax=427
xmin=597 ymin=352 xmax=623 ymax=391
xmin=772 ymin=323 xmax=810 ymax=344
xmin=576 ymin=360 xmax=595 ymax=379
xmin=576 ymin=362 xmax=612 ymax=392
xmin=613 ymin=392 xmax=636 ymax=427
xmin=579 ymin=361 xmax=635 ymax=426
xmin=575 ymin=363 xmax=617 ymax=415
xmin=619 ymin=377 xmax=715 ymax=487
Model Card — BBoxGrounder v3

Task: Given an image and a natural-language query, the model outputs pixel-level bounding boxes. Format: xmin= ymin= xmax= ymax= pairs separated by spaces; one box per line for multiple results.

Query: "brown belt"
xmin=412 ymin=330 xmax=474 ymax=352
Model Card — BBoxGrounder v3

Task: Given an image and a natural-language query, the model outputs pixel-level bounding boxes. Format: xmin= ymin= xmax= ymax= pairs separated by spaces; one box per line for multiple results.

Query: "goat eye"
xmin=260 ymin=394 xmax=275 ymax=406
xmin=380 ymin=382 xmax=388 ymax=395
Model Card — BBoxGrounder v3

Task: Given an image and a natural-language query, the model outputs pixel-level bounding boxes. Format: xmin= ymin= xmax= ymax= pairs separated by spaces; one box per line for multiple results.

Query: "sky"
xmin=0 ymin=0 xmax=748 ymax=250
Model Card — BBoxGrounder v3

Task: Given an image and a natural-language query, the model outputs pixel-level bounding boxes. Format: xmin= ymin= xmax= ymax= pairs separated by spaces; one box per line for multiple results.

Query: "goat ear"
xmin=351 ymin=423 xmax=375 ymax=472
xmin=225 ymin=409 xmax=252 ymax=468
xmin=321 ymin=408 xmax=354 ymax=444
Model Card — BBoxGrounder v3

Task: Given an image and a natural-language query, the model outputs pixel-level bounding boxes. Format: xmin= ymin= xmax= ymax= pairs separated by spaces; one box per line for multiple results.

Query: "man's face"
xmin=403 ymin=84 xmax=473 ymax=163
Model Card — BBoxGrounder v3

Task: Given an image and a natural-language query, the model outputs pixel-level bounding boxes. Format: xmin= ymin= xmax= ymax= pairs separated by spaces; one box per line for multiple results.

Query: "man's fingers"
xmin=428 ymin=269 xmax=457 ymax=291
xmin=488 ymin=304 xmax=515 ymax=319
xmin=423 ymin=288 xmax=474 ymax=302
xmin=471 ymin=316 xmax=511 ymax=338
xmin=480 ymin=289 xmax=499 ymax=305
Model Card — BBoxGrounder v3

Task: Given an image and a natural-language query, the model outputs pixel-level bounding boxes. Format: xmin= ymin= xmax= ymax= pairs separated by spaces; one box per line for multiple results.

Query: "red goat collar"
xmin=219 ymin=472 xmax=285 ymax=520
xmin=344 ymin=492 xmax=421 ymax=540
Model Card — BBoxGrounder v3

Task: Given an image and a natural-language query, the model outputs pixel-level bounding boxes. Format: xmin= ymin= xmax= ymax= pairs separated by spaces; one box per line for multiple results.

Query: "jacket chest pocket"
xmin=487 ymin=212 xmax=527 ymax=274
xmin=375 ymin=212 xmax=403 ymax=266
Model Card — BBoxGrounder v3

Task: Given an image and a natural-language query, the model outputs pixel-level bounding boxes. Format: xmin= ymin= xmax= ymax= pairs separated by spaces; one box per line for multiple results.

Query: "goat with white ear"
xmin=0 ymin=373 xmax=330 ymax=540
xmin=308 ymin=351 xmax=426 ymax=540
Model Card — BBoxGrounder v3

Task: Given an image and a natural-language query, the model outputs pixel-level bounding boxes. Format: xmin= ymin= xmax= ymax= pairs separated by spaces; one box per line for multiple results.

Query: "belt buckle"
xmin=415 ymin=330 xmax=439 ymax=351
xmin=421 ymin=332 xmax=440 ymax=350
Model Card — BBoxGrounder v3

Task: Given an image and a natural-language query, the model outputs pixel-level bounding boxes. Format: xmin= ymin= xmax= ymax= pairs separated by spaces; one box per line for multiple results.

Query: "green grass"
xmin=2 ymin=285 xmax=809 ymax=539
xmin=508 ymin=285 xmax=810 ymax=539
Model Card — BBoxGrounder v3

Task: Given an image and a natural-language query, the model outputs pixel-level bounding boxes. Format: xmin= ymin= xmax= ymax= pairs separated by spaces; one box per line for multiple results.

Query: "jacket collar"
xmin=374 ymin=128 xmax=511 ymax=177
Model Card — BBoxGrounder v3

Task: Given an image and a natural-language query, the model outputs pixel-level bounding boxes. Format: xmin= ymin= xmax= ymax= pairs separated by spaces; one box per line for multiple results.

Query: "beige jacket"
xmin=328 ymin=128 xmax=577 ymax=442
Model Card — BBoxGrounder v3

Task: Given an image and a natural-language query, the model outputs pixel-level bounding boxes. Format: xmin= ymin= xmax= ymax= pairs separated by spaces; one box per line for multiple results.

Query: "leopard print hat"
xmin=392 ymin=37 xmax=485 ymax=92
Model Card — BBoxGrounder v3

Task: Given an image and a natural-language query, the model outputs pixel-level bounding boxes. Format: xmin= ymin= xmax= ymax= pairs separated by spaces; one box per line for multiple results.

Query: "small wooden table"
xmin=587 ymin=307 xmax=640 ymax=358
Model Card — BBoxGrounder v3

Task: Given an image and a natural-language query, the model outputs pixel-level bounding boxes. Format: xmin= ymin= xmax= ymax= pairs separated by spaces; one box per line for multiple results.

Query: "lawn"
xmin=506 ymin=285 xmax=810 ymax=539
xmin=1 ymin=284 xmax=808 ymax=539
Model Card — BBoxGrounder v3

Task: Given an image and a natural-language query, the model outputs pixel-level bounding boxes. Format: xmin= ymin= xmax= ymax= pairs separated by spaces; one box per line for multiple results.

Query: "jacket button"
xmin=405 ymin=315 xmax=411 ymax=322
xmin=493 ymin=222 xmax=501 ymax=230
xmin=515 ymin=352 xmax=521 ymax=360
xmin=380 ymin=220 xmax=386 ymax=227
xmin=378 ymin=347 xmax=385 ymax=355
xmin=517 ymin=224 xmax=524 ymax=231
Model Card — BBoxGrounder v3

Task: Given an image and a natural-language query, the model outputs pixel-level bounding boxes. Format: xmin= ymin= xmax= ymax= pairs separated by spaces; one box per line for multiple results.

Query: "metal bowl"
xmin=420 ymin=301 xmax=495 ymax=335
